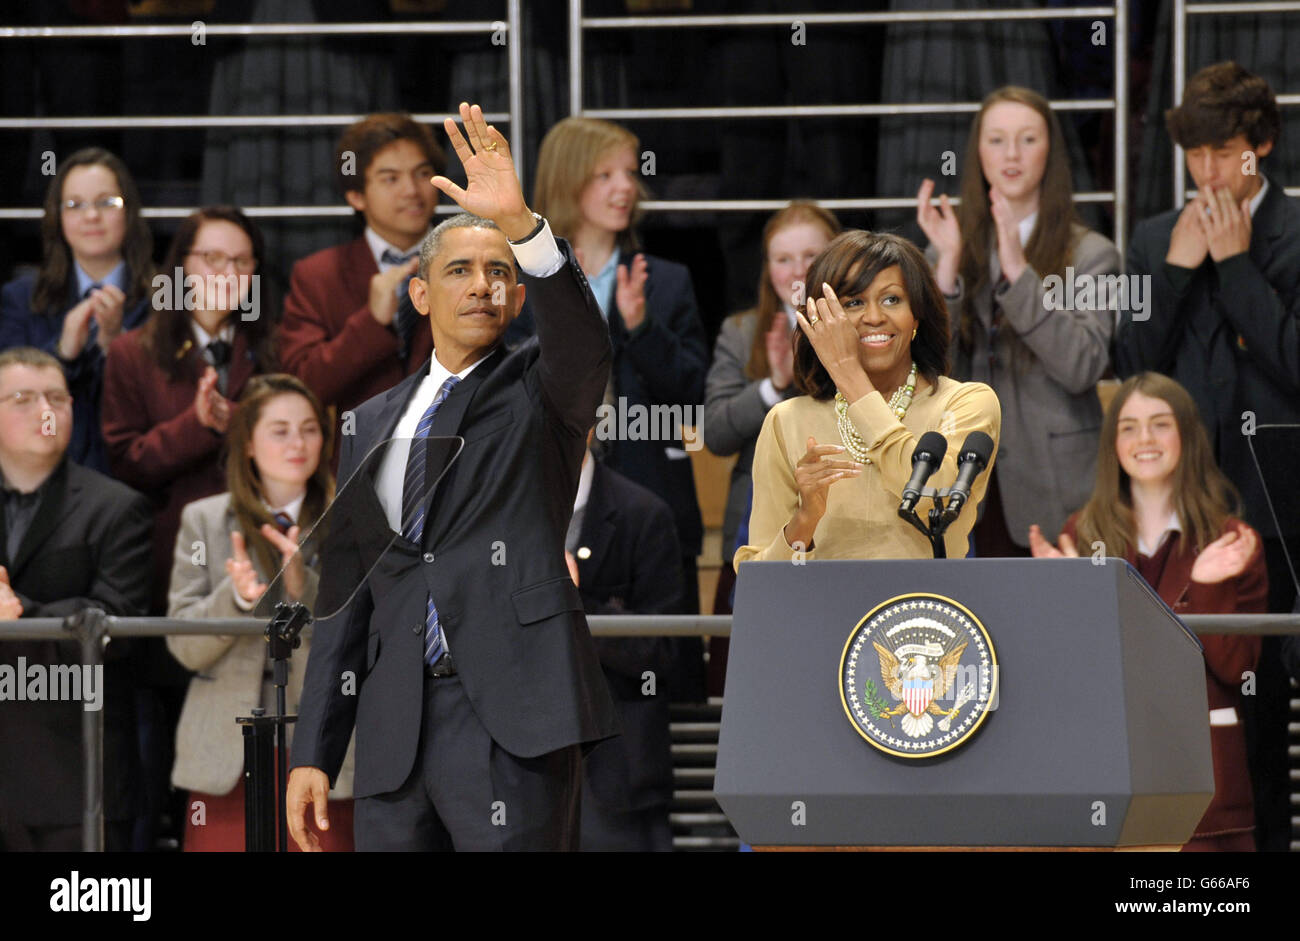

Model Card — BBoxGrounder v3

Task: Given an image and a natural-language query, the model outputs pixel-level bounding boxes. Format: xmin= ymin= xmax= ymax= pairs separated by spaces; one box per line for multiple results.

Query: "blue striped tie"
xmin=402 ymin=375 xmax=460 ymax=666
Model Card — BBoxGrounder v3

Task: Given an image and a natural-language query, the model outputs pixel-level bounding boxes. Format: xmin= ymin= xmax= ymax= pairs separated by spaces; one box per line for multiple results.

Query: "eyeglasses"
xmin=2 ymin=389 xmax=73 ymax=410
xmin=62 ymin=196 xmax=125 ymax=213
xmin=187 ymin=250 xmax=257 ymax=273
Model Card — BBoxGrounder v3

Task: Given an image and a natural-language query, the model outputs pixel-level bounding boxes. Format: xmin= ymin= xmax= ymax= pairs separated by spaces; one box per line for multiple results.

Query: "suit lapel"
xmin=343 ymin=236 xmax=379 ymax=311
xmin=227 ymin=329 xmax=256 ymax=398
xmin=10 ymin=459 xmax=75 ymax=578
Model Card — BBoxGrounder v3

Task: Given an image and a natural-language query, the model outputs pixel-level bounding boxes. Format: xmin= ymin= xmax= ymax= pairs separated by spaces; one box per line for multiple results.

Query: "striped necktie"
xmin=401 ymin=375 xmax=460 ymax=666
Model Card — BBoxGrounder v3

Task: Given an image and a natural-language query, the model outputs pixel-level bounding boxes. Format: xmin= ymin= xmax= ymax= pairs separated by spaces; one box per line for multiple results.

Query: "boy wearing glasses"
xmin=0 ymin=347 xmax=152 ymax=851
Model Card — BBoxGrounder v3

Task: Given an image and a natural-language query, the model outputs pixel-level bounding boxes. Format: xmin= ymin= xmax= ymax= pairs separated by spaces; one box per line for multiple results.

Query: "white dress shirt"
xmin=374 ymin=218 xmax=566 ymax=535
xmin=364 ymin=226 xmax=425 ymax=272
xmin=1136 ymin=510 xmax=1182 ymax=557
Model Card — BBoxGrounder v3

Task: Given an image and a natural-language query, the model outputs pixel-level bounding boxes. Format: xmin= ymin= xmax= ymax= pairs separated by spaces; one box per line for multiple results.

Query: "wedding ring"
xmin=808 ymin=316 xmax=821 ymax=325
xmin=482 ymin=141 xmax=499 ymax=153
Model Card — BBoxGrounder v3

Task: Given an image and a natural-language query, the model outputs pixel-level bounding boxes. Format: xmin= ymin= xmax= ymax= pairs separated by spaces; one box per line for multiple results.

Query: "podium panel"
xmin=715 ymin=559 xmax=1212 ymax=847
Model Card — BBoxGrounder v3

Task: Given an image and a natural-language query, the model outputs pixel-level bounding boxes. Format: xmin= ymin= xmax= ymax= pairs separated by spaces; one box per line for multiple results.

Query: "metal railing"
xmin=3 ymin=608 xmax=1297 ymax=851
xmin=568 ymin=1 xmax=1130 ymax=256
xmin=0 ymin=2 xmax=526 ymax=217
xmin=1172 ymin=0 xmax=1300 ymax=204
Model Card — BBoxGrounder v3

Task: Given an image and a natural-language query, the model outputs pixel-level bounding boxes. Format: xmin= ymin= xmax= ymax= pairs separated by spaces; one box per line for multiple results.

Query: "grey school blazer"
xmin=166 ymin=493 xmax=355 ymax=798
xmin=702 ymin=309 xmax=799 ymax=562
xmin=932 ymin=225 xmax=1120 ymax=546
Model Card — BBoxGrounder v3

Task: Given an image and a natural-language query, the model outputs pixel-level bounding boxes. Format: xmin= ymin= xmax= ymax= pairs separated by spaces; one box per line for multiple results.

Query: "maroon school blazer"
xmin=101 ymin=326 xmax=262 ymax=613
xmin=1063 ymin=513 xmax=1265 ymax=849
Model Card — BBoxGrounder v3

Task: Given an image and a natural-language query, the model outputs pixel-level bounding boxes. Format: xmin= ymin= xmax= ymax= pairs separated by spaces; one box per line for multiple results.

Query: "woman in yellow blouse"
xmin=735 ymin=231 xmax=1002 ymax=564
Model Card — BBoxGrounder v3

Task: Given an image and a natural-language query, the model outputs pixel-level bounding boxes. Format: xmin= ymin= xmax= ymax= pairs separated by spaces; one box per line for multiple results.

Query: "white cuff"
xmin=759 ymin=378 xmax=783 ymax=409
xmin=509 ymin=218 xmax=565 ymax=278
xmin=232 ymin=584 xmax=257 ymax=612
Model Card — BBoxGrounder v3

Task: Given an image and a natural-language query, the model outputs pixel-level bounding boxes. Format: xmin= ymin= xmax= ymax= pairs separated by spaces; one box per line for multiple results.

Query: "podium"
xmin=715 ymin=559 xmax=1213 ymax=849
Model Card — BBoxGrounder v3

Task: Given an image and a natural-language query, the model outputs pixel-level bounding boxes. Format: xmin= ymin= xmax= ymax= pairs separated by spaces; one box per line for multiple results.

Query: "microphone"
xmin=899 ymin=431 xmax=949 ymax=514
xmin=942 ymin=432 xmax=995 ymax=524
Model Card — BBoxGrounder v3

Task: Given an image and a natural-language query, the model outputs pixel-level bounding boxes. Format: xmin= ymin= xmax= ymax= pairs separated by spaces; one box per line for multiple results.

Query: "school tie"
xmin=401 ymin=375 xmax=460 ymax=666
xmin=203 ymin=338 xmax=232 ymax=395
xmin=272 ymin=512 xmax=294 ymax=534
xmin=382 ymin=248 xmax=419 ymax=361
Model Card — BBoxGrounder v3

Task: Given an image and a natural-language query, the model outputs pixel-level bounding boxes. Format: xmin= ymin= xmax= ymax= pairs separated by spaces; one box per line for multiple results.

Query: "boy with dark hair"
xmin=280 ymin=113 xmax=447 ymax=448
xmin=1116 ymin=60 xmax=1299 ymax=852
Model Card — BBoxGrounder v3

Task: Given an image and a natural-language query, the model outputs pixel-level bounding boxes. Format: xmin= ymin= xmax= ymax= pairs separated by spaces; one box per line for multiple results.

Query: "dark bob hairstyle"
xmin=792 ymin=230 xmax=950 ymax=401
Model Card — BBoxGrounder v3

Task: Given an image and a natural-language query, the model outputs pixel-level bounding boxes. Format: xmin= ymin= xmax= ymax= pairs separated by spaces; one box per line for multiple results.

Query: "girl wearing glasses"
xmin=1030 ymin=372 xmax=1266 ymax=851
xmin=916 ymin=87 xmax=1121 ymax=559
xmin=0 ymin=148 xmax=155 ymax=474
xmin=166 ymin=374 xmax=354 ymax=851
xmin=102 ymin=207 xmax=278 ymax=617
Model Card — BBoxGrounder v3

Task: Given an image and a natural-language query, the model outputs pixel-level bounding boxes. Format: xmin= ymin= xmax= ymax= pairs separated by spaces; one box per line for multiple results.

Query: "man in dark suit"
xmin=0 ymin=347 xmax=152 ymax=851
xmin=287 ymin=104 xmax=618 ymax=852
xmin=564 ymin=432 xmax=680 ymax=851
xmin=279 ymin=113 xmax=445 ymax=451
xmin=1115 ymin=61 xmax=1300 ymax=852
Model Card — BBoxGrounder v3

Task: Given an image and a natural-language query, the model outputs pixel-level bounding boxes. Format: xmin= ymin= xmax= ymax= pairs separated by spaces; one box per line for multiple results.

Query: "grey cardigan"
xmin=166 ymin=492 xmax=356 ymax=798
xmin=930 ymin=225 xmax=1120 ymax=546
xmin=702 ymin=309 xmax=799 ymax=561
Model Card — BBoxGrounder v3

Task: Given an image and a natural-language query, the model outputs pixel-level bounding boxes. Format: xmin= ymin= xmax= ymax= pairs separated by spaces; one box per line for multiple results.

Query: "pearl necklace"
xmin=833 ymin=362 xmax=918 ymax=464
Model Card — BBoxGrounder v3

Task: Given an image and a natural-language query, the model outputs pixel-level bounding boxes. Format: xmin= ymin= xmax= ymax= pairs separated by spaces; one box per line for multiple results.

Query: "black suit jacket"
xmin=0 ymin=458 xmax=153 ymax=826
xmin=575 ymin=461 xmax=681 ymax=812
xmin=506 ymin=251 xmax=708 ymax=558
xmin=1115 ymin=181 xmax=1300 ymax=538
xmin=292 ymin=238 xmax=620 ymax=798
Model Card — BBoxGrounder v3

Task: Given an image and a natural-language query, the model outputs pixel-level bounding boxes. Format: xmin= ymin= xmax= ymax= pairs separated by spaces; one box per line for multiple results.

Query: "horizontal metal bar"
xmin=640 ymin=194 xmax=1114 ymax=211
xmin=1186 ymin=1 xmax=1300 ymax=13
xmin=0 ymin=22 xmax=505 ymax=40
xmin=0 ymin=112 xmax=507 ymax=130
xmin=0 ymin=205 xmax=469 ymax=221
xmin=672 ymin=837 xmax=742 ymax=850
xmin=2 ymin=611 xmax=1296 ymax=640
xmin=669 ymin=813 xmax=729 ymax=825
xmin=582 ymin=9 xmax=1117 ymax=29
xmin=581 ymin=100 xmax=1112 ymax=120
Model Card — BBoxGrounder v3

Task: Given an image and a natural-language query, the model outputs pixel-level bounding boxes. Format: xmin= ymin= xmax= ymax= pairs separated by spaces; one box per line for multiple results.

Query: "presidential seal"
xmin=839 ymin=593 xmax=997 ymax=758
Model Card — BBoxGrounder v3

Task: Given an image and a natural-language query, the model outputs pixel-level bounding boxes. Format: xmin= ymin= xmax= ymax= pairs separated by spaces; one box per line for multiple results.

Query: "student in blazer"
xmin=566 ymin=444 xmax=681 ymax=852
xmin=0 ymin=347 xmax=152 ymax=853
xmin=167 ymin=375 xmax=355 ymax=852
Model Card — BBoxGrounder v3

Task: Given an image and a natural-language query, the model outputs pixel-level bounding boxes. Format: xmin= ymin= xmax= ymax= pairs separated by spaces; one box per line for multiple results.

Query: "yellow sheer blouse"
xmin=734 ymin=377 xmax=1002 ymax=564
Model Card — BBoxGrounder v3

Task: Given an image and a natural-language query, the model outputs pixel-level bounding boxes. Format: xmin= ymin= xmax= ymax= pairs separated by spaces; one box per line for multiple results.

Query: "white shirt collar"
xmin=1017 ymin=211 xmax=1038 ymax=247
xmin=1248 ymin=175 xmax=1269 ymax=218
xmin=427 ymin=347 xmax=491 ymax=391
xmin=573 ymin=451 xmax=595 ymax=513
xmin=264 ymin=492 xmax=306 ymax=524
xmin=365 ymin=226 xmax=426 ymax=272
xmin=191 ymin=318 xmax=235 ymax=349
xmin=1137 ymin=510 xmax=1182 ymax=557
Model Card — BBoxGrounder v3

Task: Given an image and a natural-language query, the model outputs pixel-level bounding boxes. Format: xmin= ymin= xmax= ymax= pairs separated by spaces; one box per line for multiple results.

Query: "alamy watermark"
xmin=151 ymin=268 xmax=261 ymax=320
xmin=593 ymin=397 xmax=703 ymax=451
xmin=0 ymin=659 xmax=104 ymax=711
xmin=1042 ymin=267 xmax=1151 ymax=321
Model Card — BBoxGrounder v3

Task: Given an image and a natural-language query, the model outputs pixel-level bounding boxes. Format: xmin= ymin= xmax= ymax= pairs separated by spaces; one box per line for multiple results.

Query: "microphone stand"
xmin=898 ymin=486 xmax=951 ymax=559
xmin=237 ymin=601 xmax=311 ymax=852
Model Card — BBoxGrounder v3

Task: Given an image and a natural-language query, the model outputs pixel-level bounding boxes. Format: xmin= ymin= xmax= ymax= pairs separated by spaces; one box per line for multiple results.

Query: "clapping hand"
xmin=1166 ymin=195 xmax=1211 ymax=269
xmin=1197 ymin=186 xmax=1252 ymax=263
xmin=1190 ymin=525 xmax=1257 ymax=585
xmin=1028 ymin=524 xmax=1079 ymax=558
xmin=989 ymin=188 xmax=1028 ymax=283
xmin=0 ymin=565 xmax=23 ymax=620
xmin=765 ymin=313 xmax=794 ymax=392
xmin=90 ymin=284 xmax=127 ymax=351
xmin=226 ymin=531 xmax=268 ymax=604
xmin=194 ymin=366 xmax=232 ymax=433
xmin=916 ymin=178 xmax=961 ymax=294
xmin=261 ymin=522 xmax=306 ymax=601
xmin=615 ymin=253 xmax=648 ymax=330
xmin=430 ymin=102 xmax=536 ymax=242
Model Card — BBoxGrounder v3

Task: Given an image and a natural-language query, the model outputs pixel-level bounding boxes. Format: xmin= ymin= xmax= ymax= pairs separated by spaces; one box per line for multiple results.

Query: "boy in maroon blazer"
xmin=279 ymin=114 xmax=446 ymax=445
